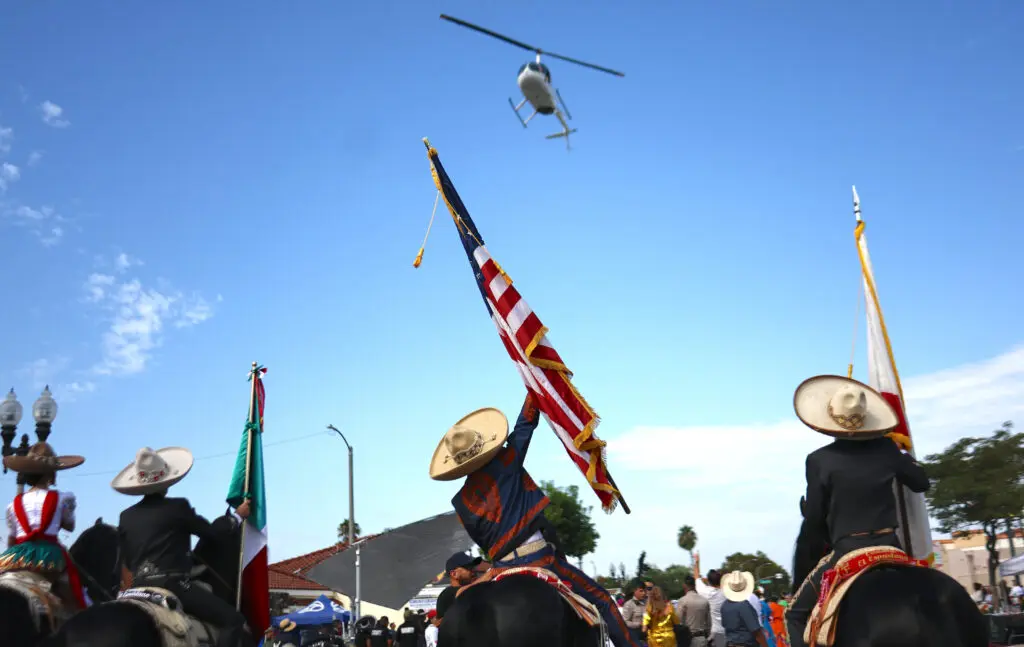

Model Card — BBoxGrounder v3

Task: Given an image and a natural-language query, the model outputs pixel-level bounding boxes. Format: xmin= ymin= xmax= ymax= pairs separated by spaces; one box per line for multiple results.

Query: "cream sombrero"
xmin=721 ymin=570 xmax=756 ymax=602
xmin=429 ymin=408 xmax=509 ymax=481
xmin=794 ymin=375 xmax=899 ymax=440
xmin=2 ymin=442 xmax=84 ymax=473
xmin=111 ymin=446 xmax=194 ymax=496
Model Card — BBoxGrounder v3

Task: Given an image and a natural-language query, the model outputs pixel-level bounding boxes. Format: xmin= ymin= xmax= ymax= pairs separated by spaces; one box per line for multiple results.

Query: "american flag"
xmin=425 ymin=142 xmax=626 ymax=513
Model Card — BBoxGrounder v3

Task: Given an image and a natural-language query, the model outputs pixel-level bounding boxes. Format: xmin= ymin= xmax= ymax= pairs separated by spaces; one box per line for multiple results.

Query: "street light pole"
xmin=1 ymin=387 xmax=59 ymax=495
xmin=327 ymin=424 xmax=359 ymax=623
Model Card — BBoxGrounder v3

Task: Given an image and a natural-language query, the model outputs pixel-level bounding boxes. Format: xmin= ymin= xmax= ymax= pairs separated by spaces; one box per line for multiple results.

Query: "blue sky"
xmin=1 ymin=1 xmax=1022 ymax=586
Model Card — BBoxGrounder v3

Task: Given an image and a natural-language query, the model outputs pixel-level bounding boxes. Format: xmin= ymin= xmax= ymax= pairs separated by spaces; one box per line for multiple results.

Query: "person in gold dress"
xmin=643 ymin=585 xmax=678 ymax=647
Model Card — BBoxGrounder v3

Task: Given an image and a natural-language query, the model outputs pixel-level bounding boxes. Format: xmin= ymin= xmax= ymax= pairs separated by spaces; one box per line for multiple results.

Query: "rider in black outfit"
xmin=786 ymin=376 xmax=931 ymax=647
xmin=112 ymin=447 xmax=248 ymax=647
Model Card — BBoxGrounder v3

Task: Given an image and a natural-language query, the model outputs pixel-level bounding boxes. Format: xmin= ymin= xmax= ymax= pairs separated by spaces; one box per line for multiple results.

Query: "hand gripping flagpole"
xmin=236 ymin=360 xmax=260 ymax=609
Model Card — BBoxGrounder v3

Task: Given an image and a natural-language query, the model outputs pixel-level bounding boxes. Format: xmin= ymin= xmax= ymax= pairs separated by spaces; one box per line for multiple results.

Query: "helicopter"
xmin=439 ymin=14 xmax=624 ymax=149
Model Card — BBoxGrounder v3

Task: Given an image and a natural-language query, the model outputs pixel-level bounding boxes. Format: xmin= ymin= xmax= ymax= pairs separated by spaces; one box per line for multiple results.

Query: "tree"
xmin=540 ymin=481 xmax=599 ymax=559
xmin=924 ymin=421 xmax=1024 ymax=596
xmin=636 ymin=551 xmax=651 ymax=579
xmin=618 ymin=562 xmax=628 ymax=584
xmin=677 ymin=525 xmax=698 ymax=565
xmin=337 ymin=518 xmax=361 ymax=543
xmin=720 ymin=551 xmax=791 ymax=598
xmin=647 ymin=563 xmax=692 ymax=599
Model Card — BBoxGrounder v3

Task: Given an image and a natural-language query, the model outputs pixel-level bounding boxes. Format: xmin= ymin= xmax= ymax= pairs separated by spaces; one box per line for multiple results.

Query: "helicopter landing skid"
xmin=508 ymin=97 xmax=535 ymax=128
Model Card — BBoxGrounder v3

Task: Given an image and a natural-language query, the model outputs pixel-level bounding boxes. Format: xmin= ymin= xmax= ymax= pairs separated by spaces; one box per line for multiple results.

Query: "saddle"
xmin=0 ymin=570 xmax=65 ymax=632
xmin=805 ymin=546 xmax=929 ymax=647
xmin=116 ymin=587 xmax=218 ymax=647
xmin=492 ymin=566 xmax=603 ymax=629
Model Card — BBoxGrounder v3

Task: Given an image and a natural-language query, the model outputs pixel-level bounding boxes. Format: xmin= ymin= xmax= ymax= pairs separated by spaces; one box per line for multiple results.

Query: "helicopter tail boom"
xmin=546 ymin=110 xmax=577 ymax=150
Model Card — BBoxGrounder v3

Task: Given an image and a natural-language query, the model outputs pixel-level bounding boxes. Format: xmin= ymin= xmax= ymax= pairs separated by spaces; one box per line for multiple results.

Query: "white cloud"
xmin=0 ymin=162 xmax=20 ymax=192
xmin=84 ymin=270 xmax=216 ymax=376
xmin=20 ymin=357 xmax=71 ymax=390
xmin=114 ymin=252 xmax=141 ymax=273
xmin=2 ymin=204 xmax=66 ymax=247
xmin=40 ymin=101 xmax=69 ymax=128
xmin=596 ymin=345 xmax=1024 ymax=576
xmin=27 ymin=151 xmax=43 ymax=166
xmin=0 ymin=126 xmax=11 ymax=154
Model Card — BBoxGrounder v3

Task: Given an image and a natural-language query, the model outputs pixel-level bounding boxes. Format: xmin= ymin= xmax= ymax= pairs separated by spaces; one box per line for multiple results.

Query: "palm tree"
xmin=677 ymin=525 xmax=698 ymax=566
xmin=337 ymin=518 xmax=361 ymax=544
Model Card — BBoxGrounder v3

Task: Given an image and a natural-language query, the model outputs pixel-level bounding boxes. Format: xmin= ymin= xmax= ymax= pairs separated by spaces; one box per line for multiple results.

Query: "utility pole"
xmin=327 ymin=424 xmax=359 ymax=622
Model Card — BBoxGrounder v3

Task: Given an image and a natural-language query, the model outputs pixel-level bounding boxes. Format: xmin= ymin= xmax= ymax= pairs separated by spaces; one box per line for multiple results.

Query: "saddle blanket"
xmin=805 ymin=546 xmax=929 ymax=647
xmin=117 ymin=587 xmax=216 ymax=647
xmin=0 ymin=571 xmax=64 ymax=632
xmin=492 ymin=566 xmax=603 ymax=628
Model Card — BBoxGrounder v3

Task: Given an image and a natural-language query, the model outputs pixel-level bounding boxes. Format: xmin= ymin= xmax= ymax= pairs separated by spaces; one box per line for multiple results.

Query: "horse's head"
xmin=791 ymin=497 xmax=829 ymax=593
xmin=69 ymin=517 xmax=121 ymax=603
xmin=193 ymin=508 xmax=244 ymax=604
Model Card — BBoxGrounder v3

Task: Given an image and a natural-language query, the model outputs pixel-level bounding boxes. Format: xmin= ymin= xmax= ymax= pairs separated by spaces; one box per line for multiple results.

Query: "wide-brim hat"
xmin=111 ymin=446 xmax=194 ymax=496
xmin=721 ymin=570 xmax=756 ymax=602
xmin=794 ymin=375 xmax=900 ymax=440
xmin=2 ymin=442 xmax=84 ymax=474
xmin=429 ymin=408 xmax=508 ymax=481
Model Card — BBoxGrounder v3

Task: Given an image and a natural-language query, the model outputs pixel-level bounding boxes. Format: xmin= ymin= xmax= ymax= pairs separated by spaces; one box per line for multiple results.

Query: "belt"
xmin=498 ymin=539 xmax=548 ymax=562
xmin=692 ymin=631 xmax=708 ymax=637
xmin=845 ymin=527 xmax=896 ymax=539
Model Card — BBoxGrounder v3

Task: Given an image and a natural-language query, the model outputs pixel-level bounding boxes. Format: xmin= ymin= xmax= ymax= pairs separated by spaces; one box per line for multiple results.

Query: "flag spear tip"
xmin=852 ymin=186 xmax=862 ymax=222
xmin=422 ymin=137 xmax=431 ymax=148
xmin=251 ymin=361 xmax=258 ymax=368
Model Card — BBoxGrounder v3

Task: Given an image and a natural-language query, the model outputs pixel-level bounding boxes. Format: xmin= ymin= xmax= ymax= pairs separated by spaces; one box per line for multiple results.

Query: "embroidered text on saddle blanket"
xmin=0 ymin=571 xmax=62 ymax=631
xmin=805 ymin=546 xmax=929 ymax=647
xmin=117 ymin=587 xmax=199 ymax=647
xmin=493 ymin=566 xmax=603 ymax=628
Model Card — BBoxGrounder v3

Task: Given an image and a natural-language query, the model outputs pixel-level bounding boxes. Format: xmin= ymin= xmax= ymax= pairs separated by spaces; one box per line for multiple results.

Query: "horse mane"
xmin=791 ymin=496 xmax=829 ymax=592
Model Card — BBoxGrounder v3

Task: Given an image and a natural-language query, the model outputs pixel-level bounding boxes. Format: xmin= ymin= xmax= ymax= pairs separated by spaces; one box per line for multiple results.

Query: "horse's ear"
xmin=225 ymin=507 xmax=231 ymax=518
xmin=799 ymin=497 xmax=806 ymax=518
xmin=95 ymin=517 xmax=103 ymax=526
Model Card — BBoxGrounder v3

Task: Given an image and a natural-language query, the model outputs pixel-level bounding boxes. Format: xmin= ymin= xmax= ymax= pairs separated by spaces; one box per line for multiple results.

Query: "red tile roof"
xmin=269 ymin=536 xmax=381 ymax=592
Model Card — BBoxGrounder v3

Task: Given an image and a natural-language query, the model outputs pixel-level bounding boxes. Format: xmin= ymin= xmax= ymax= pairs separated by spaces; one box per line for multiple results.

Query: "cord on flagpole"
xmin=413 ymin=190 xmax=441 ymax=268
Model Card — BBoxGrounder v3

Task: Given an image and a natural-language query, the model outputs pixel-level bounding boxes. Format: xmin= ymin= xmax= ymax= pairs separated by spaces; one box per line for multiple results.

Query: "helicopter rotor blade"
xmin=542 ymin=51 xmax=625 ymax=77
xmin=439 ymin=14 xmax=539 ymax=54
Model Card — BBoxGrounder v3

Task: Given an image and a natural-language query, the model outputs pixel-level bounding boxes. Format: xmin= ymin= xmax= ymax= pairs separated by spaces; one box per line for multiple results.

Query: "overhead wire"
xmin=64 ymin=430 xmax=329 ymax=478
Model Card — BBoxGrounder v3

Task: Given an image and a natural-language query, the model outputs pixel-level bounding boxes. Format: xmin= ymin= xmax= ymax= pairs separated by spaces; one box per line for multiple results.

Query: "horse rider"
xmin=429 ymin=391 xmax=640 ymax=647
xmin=111 ymin=446 xmax=250 ymax=647
xmin=0 ymin=441 xmax=88 ymax=611
xmin=785 ymin=376 xmax=931 ymax=647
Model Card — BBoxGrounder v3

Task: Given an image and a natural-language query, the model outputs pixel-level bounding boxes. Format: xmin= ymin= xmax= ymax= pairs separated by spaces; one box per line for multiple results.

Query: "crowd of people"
xmin=614 ymin=567 xmax=790 ymax=647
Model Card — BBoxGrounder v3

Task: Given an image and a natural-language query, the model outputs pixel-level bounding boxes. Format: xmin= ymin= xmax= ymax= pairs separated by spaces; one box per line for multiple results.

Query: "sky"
xmin=0 ymin=1 xmax=1022 ymax=587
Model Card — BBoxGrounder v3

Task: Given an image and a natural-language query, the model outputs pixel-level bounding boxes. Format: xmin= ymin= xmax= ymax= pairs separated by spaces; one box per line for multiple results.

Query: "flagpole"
xmin=236 ymin=360 xmax=260 ymax=609
xmin=851 ymin=188 xmax=915 ymax=556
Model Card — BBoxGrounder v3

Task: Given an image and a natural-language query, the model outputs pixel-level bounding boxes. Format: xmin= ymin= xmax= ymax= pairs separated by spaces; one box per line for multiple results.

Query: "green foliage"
xmin=336 ymin=518 xmax=361 ymax=543
xmin=677 ymin=525 xmax=698 ymax=564
xmin=646 ymin=563 xmax=693 ymax=600
xmin=720 ymin=551 xmax=791 ymax=597
xmin=540 ymin=481 xmax=600 ymax=559
xmin=636 ymin=551 xmax=650 ymax=578
xmin=924 ymin=421 xmax=1024 ymax=591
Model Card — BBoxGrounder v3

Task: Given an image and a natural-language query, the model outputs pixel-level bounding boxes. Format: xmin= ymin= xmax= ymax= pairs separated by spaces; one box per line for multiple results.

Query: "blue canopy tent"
xmin=272 ymin=594 xmax=352 ymax=628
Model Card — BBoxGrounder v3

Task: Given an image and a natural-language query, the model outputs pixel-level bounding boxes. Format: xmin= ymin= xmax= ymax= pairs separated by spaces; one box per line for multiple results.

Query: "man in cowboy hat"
xmin=429 ymin=392 xmax=639 ymax=647
xmin=0 ymin=441 xmax=88 ymax=611
xmin=786 ymin=376 xmax=931 ymax=647
xmin=720 ymin=571 xmax=767 ymax=647
xmin=112 ymin=447 xmax=250 ymax=647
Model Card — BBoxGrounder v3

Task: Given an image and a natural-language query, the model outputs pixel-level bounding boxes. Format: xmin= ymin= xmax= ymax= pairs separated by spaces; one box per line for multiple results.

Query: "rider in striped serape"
xmin=429 ymin=392 xmax=639 ymax=647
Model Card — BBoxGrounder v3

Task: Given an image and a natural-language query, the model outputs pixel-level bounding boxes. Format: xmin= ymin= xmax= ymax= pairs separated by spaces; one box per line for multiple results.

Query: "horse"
xmin=45 ymin=510 xmax=252 ymax=647
xmin=791 ymin=498 xmax=988 ymax=647
xmin=439 ymin=573 xmax=602 ymax=647
xmin=0 ymin=517 xmax=117 ymax=647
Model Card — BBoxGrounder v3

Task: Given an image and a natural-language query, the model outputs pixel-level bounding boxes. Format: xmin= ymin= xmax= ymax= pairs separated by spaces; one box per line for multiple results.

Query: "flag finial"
xmin=852 ymin=185 xmax=862 ymax=222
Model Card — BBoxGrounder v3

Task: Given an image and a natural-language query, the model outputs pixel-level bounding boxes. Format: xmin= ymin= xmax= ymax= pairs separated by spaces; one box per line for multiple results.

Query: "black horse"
xmin=45 ymin=511 xmax=250 ymax=647
xmin=439 ymin=574 xmax=599 ymax=647
xmin=791 ymin=500 xmax=988 ymax=647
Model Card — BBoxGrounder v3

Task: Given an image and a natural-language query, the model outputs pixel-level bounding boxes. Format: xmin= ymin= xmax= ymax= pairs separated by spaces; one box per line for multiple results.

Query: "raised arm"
xmin=891 ymin=444 xmax=930 ymax=493
xmin=508 ymin=392 xmax=541 ymax=464
xmin=182 ymin=501 xmax=218 ymax=543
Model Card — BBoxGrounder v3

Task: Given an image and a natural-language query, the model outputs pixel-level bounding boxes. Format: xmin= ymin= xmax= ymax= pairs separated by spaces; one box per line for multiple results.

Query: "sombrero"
xmin=111 ymin=447 xmax=194 ymax=496
xmin=429 ymin=408 xmax=508 ymax=481
xmin=794 ymin=375 xmax=899 ymax=440
xmin=721 ymin=570 xmax=756 ymax=602
xmin=2 ymin=442 xmax=84 ymax=473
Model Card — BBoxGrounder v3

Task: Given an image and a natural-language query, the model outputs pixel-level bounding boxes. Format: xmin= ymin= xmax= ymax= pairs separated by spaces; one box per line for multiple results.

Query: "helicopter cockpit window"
xmin=538 ymin=63 xmax=551 ymax=82
xmin=518 ymin=63 xmax=529 ymax=75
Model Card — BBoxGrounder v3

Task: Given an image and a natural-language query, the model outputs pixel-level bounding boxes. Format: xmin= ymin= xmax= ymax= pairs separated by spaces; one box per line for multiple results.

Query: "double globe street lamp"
xmin=0 ymin=386 xmax=59 ymax=493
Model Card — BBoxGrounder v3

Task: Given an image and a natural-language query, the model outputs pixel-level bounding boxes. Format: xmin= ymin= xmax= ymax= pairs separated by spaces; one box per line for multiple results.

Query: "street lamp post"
xmin=327 ymin=424 xmax=359 ymax=624
xmin=1 ymin=387 xmax=59 ymax=494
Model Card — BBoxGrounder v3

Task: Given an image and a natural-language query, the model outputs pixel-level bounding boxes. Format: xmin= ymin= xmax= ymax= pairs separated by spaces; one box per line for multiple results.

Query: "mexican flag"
xmin=227 ymin=365 xmax=270 ymax=634
xmin=853 ymin=190 xmax=933 ymax=562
